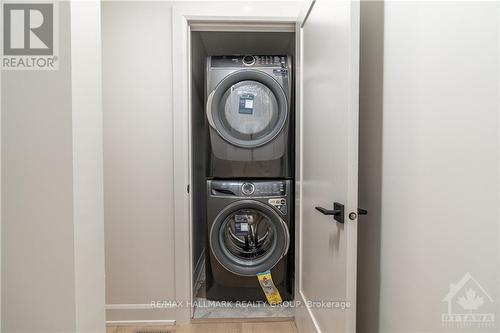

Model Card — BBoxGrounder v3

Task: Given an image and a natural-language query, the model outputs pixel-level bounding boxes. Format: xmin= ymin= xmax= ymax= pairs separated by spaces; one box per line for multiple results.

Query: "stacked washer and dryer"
xmin=204 ymin=55 xmax=294 ymax=302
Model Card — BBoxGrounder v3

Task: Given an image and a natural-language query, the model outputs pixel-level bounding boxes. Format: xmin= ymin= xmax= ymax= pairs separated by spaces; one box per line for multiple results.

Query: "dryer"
xmin=205 ymin=179 xmax=294 ymax=302
xmin=206 ymin=55 xmax=293 ymax=178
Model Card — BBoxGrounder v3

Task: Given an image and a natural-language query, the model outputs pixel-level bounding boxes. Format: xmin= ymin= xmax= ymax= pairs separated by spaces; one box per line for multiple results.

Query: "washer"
xmin=205 ymin=179 xmax=294 ymax=302
xmin=206 ymin=55 xmax=293 ymax=178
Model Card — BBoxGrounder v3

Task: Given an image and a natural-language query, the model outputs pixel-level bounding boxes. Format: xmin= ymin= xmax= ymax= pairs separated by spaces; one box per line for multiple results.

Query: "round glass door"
xmin=207 ymin=70 xmax=288 ymax=148
xmin=210 ymin=201 xmax=289 ymax=276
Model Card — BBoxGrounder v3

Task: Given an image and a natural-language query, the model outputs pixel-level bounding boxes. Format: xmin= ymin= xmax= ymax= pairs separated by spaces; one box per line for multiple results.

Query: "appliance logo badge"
xmin=1 ymin=2 xmax=59 ymax=70
xmin=441 ymin=272 xmax=495 ymax=328
xmin=273 ymin=69 xmax=288 ymax=77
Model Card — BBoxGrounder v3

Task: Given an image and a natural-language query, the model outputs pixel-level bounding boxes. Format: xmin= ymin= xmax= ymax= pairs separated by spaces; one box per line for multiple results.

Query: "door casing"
xmin=171 ymin=2 xmax=305 ymax=324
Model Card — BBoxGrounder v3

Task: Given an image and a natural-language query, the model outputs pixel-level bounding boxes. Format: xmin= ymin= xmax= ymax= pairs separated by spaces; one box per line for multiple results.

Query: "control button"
xmin=242 ymin=55 xmax=255 ymax=66
xmin=241 ymin=182 xmax=255 ymax=195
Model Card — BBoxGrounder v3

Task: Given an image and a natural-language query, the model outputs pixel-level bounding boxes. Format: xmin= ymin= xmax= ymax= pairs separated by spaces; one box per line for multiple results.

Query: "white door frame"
xmin=293 ymin=3 xmax=318 ymax=332
xmin=171 ymin=2 xmax=304 ymax=324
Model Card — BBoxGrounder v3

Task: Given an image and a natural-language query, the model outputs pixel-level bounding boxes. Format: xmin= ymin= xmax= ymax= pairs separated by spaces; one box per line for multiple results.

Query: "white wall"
xmin=358 ymin=1 xmax=500 ymax=332
xmin=101 ymin=1 xmax=176 ymax=323
xmin=2 ymin=3 xmax=75 ymax=331
xmin=1 ymin=2 xmax=105 ymax=332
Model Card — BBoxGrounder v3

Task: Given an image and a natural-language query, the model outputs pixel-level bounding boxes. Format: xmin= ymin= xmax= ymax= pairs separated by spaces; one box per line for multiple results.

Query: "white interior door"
xmin=296 ymin=1 xmax=360 ymax=332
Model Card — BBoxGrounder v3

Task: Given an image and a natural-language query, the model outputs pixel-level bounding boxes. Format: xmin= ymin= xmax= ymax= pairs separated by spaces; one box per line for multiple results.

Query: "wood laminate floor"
xmin=107 ymin=320 xmax=297 ymax=333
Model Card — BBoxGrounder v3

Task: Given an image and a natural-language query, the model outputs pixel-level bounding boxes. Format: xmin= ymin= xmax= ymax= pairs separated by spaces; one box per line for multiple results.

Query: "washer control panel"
xmin=210 ymin=180 xmax=286 ymax=197
xmin=210 ymin=55 xmax=288 ymax=68
xmin=242 ymin=55 xmax=256 ymax=66
xmin=241 ymin=182 xmax=255 ymax=195
xmin=252 ymin=181 xmax=286 ymax=196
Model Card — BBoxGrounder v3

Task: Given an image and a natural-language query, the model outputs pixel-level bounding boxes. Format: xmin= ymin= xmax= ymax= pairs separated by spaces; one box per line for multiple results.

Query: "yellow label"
xmin=257 ymin=270 xmax=282 ymax=305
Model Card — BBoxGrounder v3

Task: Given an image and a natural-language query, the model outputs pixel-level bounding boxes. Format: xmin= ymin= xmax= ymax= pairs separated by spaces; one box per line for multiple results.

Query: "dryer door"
xmin=207 ymin=70 xmax=288 ymax=148
xmin=209 ymin=200 xmax=289 ymax=277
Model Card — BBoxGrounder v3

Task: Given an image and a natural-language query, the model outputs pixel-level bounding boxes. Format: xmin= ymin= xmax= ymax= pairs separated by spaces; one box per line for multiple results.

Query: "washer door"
xmin=210 ymin=200 xmax=290 ymax=276
xmin=207 ymin=70 xmax=288 ymax=148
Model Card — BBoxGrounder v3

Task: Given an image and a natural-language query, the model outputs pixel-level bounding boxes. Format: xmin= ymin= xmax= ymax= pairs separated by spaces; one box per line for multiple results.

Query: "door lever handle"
xmin=315 ymin=202 xmax=345 ymax=223
xmin=315 ymin=206 xmax=342 ymax=216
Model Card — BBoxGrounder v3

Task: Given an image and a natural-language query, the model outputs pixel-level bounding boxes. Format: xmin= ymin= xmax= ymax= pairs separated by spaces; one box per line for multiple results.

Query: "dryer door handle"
xmin=206 ymin=90 xmax=216 ymax=128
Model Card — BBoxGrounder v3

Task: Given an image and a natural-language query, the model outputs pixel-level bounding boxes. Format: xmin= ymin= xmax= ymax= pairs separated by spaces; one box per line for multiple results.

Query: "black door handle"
xmin=315 ymin=206 xmax=342 ymax=215
xmin=315 ymin=202 xmax=345 ymax=223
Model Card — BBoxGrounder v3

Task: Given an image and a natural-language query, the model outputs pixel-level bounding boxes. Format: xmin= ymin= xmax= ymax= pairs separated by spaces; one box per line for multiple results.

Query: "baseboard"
xmin=106 ymin=304 xmax=154 ymax=310
xmin=106 ymin=319 xmax=175 ymax=326
xmin=105 ymin=303 xmax=177 ymax=310
xmin=105 ymin=304 xmax=176 ymax=324
xmin=191 ymin=316 xmax=294 ymax=323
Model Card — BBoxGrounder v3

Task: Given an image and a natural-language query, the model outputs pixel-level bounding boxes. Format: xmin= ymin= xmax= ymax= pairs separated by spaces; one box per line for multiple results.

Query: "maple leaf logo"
xmin=457 ymin=289 xmax=484 ymax=311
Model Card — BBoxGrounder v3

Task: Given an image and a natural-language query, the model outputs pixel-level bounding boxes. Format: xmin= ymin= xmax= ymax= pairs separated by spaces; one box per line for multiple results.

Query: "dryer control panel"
xmin=209 ymin=180 xmax=287 ymax=197
xmin=210 ymin=55 xmax=289 ymax=68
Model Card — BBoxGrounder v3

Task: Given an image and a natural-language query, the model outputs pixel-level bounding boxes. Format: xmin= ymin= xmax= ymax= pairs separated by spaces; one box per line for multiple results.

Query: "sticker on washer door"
xmin=234 ymin=215 xmax=252 ymax=235
xmin=257 ymin=270 xmax=282 ymax=305
xmin=238 ymin=94 xmax=255 ymax=114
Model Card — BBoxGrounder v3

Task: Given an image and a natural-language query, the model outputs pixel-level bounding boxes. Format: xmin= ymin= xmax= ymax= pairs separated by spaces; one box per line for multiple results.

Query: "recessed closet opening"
xmin=190 ymin=29 xmax=296 ymax=320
